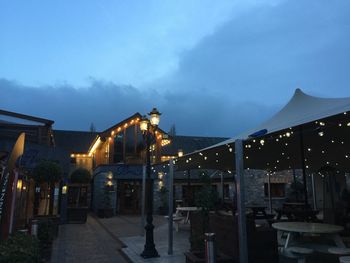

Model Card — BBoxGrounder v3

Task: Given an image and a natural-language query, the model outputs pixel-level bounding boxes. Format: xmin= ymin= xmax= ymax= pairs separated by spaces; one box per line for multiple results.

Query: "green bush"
xmin=70 ymin=168 xmax=91 ymax=184
xmin=0 ymin=232 xmax=40 ymax=263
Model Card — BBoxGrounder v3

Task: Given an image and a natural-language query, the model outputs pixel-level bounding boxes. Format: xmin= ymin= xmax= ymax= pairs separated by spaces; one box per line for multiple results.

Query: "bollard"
xmin=31 ymin=219 xmax=38 ymax=237
xmin=205 ymin=233 xmax=216 ymax=263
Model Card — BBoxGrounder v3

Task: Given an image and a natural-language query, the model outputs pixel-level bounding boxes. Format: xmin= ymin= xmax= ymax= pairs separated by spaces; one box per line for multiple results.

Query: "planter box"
xmin=97 ymin=208 xmax=114 ymax=218
xmin=67 ymin=207 xmax=88 ymax=223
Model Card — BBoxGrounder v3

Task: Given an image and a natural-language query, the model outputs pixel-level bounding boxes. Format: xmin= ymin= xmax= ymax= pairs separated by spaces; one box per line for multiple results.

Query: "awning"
xmin=175 ymin=89 xmax=350 ymax=173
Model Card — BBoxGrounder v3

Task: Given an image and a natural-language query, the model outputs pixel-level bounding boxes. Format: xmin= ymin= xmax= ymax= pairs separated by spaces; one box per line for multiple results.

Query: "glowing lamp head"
xmin=148 ymin=108 xmax=161 ymax=126
xmin=140 ymin=115 xmax=149 ymax=132
xmin=178 ymin=149 xmax=184 ymax=157
xmin=62 ymin=185 xmax=68 ymax=194
xmin=16 ymin=179 xmax=23 ymax=190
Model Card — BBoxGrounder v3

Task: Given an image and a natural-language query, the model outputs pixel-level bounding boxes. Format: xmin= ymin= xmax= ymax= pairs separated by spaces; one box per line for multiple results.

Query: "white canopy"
xmin=176 ymin=89 xmax=350 ymax=172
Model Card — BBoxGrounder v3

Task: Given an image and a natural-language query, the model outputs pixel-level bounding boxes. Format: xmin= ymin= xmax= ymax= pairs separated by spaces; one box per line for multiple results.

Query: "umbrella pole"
xmin=268 ymin=172 xmax=272 ymax=214
xmin=235 ymin=139 xmax=248 ymax=263
xmin=168 ymin=158 xmax=174 ymax=255
xmin=299 ymin=126 xmax=308 ymax=206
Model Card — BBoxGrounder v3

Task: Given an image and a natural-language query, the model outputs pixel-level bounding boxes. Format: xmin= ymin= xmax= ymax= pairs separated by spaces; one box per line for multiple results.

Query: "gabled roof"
xmin=99 ymin=113 xmax=142 ymax=137
xmin=53 ymin=130 xmax=98 ymax=153
xmin=0 ymin=109 xmax=54 ymax=126
xmin=161 ymin=135 xmax=227 ymax=156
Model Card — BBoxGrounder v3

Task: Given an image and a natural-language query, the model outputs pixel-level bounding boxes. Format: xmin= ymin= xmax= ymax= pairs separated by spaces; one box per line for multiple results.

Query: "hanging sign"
xmin=0 ymin=133 xmax=25 ymax=240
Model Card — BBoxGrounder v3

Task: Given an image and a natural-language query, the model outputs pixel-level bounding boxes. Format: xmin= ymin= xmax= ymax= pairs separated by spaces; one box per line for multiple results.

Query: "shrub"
xmin=0 ymin=232 xmax=40 ymax=263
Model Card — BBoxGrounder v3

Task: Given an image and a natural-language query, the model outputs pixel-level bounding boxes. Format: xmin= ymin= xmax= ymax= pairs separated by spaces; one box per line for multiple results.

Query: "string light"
xmin=260 ymin=139 xmax=265 ymax=146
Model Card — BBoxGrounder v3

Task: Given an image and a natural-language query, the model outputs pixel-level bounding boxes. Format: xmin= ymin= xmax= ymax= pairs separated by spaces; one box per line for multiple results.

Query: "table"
xmin=176 ymin=207 xmax=200 ymax=223
xmin=272 ymin=222 xmax=345 ymax=249
xmin=275 ymin=208 xmax=319 ymax=222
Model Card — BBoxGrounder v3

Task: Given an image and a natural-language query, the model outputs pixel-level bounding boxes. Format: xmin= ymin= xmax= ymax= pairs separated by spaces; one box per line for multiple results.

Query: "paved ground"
xmin=98 ymin=215 xmax=191 ymax=263
xmin=51 ymin=215 xmax=128 ymax=263
xmin=51 ymin=214 xmax=190 ymax=263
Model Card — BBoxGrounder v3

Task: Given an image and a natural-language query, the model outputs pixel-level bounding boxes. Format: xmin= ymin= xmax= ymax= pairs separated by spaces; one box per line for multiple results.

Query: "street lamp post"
xmin=140 ymin=108 xmax=161 ymax=259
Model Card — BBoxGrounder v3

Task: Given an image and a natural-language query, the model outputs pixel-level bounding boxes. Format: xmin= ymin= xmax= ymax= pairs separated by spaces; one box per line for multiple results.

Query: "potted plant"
xmin=158 ymin=186 xmax=169 ymax=215
xmin=98 ymin=188 xmax=114 ymax=218
xmin=32 ymin=160 xmax=62 ymax=216
xmin=67 ymin=168 xmax=91 ymax=223
xmin=185 ymin=171 xmax=230 ymax=263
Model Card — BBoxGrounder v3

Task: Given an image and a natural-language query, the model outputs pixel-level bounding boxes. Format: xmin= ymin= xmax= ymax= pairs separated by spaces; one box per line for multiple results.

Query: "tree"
xmin=70 ymin=168 xmax=91 ymax=184
xmin=168 ymin=124 xmax=176 ymax=136
xmin=89 ymin=122 xmax=96 ymax=132
xmin=33 ymin=160 xmax=62 ymax=215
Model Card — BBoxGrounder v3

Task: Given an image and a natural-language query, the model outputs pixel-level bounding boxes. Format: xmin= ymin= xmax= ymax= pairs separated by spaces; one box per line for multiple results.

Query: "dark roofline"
xmin=170 ymin=135 xmax=228 ymax=140
xmin=0 ymin=109 xmax=54 ymax=126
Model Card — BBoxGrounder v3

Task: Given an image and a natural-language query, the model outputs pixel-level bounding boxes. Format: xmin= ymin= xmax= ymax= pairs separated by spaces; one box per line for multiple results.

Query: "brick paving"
xmin=51 ymin=215 xmax=128 ymax=263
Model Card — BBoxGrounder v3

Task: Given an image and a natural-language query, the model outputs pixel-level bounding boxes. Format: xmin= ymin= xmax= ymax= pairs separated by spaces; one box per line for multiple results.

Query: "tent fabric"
xmin=175 ymin=89 xmax=350 ymax=172
xmin=204 ymin=88 xmax=350 ymax=149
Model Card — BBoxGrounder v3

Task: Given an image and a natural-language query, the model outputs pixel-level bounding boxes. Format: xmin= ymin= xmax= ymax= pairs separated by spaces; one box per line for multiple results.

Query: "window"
xmin=264 ymin=183 xmax=285 ymax=198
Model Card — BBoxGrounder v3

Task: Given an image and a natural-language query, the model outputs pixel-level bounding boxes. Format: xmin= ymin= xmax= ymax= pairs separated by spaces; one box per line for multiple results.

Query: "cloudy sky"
xmin=1 ymin=0 xmax=350 ymax=137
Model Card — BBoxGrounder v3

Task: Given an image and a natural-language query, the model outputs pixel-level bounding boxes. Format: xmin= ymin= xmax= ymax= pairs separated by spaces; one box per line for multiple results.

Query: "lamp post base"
xmin=140 ymin=222 xmax=159 ymax=258
xmin=140 ymin=248 xmax=159 ymax=259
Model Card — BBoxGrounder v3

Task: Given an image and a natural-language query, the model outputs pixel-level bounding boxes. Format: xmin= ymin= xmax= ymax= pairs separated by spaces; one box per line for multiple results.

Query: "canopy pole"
xmin=268 ymin=172 xmax=272 ymax=214
xmin=187 ymin=169 xmax=191 ymax=206
xmin=168 ymin=158 xmax=174 ymax=255
xmin=311 ymin=173 xmax=317 ymax=210
xmin=299 ymin=126 xmax=308 ymax=206
xmin=235 ymin=139 xmax=248 ymax=263
xmin=221 ymin=172 xmax=224 ymax=205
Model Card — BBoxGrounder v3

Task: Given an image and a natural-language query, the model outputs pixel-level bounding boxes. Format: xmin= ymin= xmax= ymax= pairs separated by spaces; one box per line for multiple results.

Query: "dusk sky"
xmin=1 ymin=0 xmax=350 ymax=137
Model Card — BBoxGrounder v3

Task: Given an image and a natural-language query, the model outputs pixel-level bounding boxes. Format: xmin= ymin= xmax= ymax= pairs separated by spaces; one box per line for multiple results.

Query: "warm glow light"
xmin=140 ymin=116 xmax=148 ymax=132
xmin=62 ymin=185 xmax=67 ymax=194
xmin=285 ymin=132 xmax=291 ymax=137
xmin=124 ymin=123 xmax=128 ymax=128
xmin=106 ymin=181 xmax=113 ymax=187
xmin=16 ymin=179 xmax=22 ymax=190
xmin=149 ymin=108 xmax=161 ymax=126
xmin=107 ymin=172 xmax=113 ymax=180
xmin=318 ymin=131 xmax=324 ymax=136
xmin=117 ymin=127 xmax=121 ymax=132
xmin=111 ymin=131 xmax=115 ymax=136
xmin=319 ymin=122 xmax=325 ymax=126
xmin=178 ymin=149 xmax=184 ymax=157
xmin=89 ymin=137 xmax=102 ymax=156
xmin=260 ymin=139 xmax=265 ymax=146
xmin=347 ymin=122 xmax=350 ymax=127
xmin=70 ymin=154 xmax=75 ymax=158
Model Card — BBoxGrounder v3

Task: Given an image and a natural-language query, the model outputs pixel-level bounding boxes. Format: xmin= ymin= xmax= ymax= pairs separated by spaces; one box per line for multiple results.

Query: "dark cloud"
xmin=2 ymin=0 xmax=350 ymax=138
xmin=151 ymin=0 xmax=350 ymax=103
xmin=0 ymin=78 xmax=276 ymax=137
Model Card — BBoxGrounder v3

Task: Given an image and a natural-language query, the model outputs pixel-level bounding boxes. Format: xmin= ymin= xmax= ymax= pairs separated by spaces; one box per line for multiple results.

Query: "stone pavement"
xmin=98 ymin=215 xmax=191 ymax=263
xmin=51 ymin=214 xmax=190 ymax=263
xmin=51 ymin=215 xmax=128 ymax=263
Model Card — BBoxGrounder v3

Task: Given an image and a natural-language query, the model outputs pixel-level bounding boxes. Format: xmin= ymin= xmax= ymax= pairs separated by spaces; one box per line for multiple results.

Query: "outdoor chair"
xmin=328 ymin=247 xmax=350 ymax=262
xmin=340 ymin=256 xmax=350 ymax=263
xmin=164 ymin=210 xmax=185 ymax=232
xmin=285 ymin=246 xmax=314 ymax=263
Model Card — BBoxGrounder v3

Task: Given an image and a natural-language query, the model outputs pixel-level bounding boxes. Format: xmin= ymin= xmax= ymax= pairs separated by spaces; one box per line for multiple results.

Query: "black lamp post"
xmin=140 ymin=108 xmax=161 ymax=258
